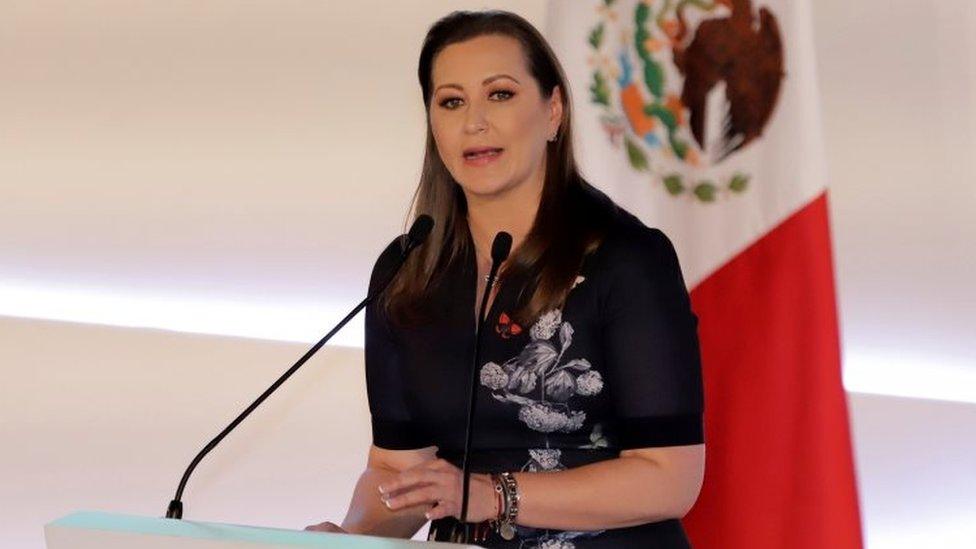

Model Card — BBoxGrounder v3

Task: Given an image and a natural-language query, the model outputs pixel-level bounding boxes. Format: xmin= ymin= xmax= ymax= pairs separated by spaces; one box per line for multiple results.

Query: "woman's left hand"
xmin=377 ymin=458 xmax=498 ymax=523
xmin=303 ymin=521 xmax=347 ymax=534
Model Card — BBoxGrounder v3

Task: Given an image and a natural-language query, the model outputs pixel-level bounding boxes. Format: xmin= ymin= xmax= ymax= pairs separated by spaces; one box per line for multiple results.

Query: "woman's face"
xmin=428 ymin=34 xmax=562 ymax=200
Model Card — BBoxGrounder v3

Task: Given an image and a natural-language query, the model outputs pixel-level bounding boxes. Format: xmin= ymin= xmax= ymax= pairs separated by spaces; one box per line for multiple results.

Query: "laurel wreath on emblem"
xmin=588 ymin=0 xmax=785 ymax=203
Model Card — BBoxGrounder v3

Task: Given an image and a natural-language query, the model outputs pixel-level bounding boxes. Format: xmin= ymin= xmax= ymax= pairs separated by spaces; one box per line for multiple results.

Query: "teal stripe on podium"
xmin=49 ymin=511 xmax=415 ymax=547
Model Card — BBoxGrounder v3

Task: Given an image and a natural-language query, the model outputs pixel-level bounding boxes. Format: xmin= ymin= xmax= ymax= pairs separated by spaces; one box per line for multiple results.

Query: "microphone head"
xmin=407 ymin=215 xmax=435 ymax=247
xmin=491 ymin=232 xmax=513 ymax=263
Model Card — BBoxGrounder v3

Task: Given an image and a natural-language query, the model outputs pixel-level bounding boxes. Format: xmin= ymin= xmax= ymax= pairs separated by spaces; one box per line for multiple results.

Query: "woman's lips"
xmin=463 ymin=148 xmax=504 ymax=167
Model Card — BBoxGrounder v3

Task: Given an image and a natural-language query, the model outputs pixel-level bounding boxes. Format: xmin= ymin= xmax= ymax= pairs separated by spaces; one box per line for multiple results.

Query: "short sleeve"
xmin=600 ymin=227 xmax=705 ymax=449
xmin=364 ymin=238 xmax=428 ymax=450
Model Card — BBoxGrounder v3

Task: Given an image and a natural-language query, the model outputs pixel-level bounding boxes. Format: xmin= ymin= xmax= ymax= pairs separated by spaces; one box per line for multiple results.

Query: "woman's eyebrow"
xmin=434 ymin=74 xmax=520 ymax=93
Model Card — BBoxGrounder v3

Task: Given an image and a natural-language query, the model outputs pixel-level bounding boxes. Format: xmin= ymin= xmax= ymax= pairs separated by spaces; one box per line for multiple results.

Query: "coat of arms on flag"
xmin=587 ymin=0 xmax=785 ymax=203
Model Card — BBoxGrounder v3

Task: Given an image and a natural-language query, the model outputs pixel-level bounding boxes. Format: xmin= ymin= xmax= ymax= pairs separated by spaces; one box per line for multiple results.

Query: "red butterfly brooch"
xmin=495 ymin=312 xmax=523 ymax=339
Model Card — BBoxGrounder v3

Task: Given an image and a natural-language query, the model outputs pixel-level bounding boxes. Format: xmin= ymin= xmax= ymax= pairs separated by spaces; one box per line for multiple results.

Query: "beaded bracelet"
xmin=451 ymin=473 xmax=520 ymax=543
xmin=491 ymin=471 xmax=520 ymax=540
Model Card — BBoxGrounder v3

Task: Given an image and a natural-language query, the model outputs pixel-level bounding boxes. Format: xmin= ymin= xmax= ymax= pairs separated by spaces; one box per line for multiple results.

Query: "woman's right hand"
xmin=304 ymin=521 xmax=348 ymax=534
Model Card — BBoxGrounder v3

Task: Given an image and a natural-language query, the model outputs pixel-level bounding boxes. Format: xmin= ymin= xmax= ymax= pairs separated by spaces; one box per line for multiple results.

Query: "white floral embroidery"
xmin=520 ymin=528 xmax=604 ymax=549
xmin=518 ymin=404 xmax=586 ymax=433
xmin=528 ymin=448 xmax=562 ymax=471
xmin=479 ymin=308 xmax=607 ymax=546
xmin=539 ymin=540 xmax=574 ymax=549
xmin=580 ymin=423 xmax=609 ymax=449
xmin=545 ymin=370 xmax=576 ymax=401
xmin=530 ymin=309 xmax=562 ymax=341
xmin=575 ymin=370 xmax=604 ymax=396
xmin=479 ymin=362 xmax=509 ymax=391
xmin=565 ymin=411 xmax=586 ymax=432
xmin=481 ymin=308 xmax=604 ymax=436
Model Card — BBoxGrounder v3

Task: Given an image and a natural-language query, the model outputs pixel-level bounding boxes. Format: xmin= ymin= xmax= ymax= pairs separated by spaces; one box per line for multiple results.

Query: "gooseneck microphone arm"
xmin=164 ymin=215 xmax=434 ymax=520
xmin=458 ymin=231 xmax=512 ymax=540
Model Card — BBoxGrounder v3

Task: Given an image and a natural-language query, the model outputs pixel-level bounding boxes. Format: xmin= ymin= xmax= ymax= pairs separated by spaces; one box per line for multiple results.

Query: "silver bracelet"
xmin=497 ymin=471 xmax=520 ymax=540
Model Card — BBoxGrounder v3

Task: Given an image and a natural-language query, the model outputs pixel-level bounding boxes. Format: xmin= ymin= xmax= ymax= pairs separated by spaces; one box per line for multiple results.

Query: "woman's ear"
xmin=549 ymin=85 xmax=564 ymax=136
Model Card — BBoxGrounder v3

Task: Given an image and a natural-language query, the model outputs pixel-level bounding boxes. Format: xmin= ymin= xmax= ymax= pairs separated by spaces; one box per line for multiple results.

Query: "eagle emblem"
xmin=588 ymin=0 xmax=785 ymax=203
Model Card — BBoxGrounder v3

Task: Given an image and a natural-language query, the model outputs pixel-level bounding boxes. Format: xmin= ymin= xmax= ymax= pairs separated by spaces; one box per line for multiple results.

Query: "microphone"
xmin=402 ymin=214 xmax=434 ymax=260
xmin=164 ymin=215 xmax=434 ymax=520
xmin=458 ymin=231 xmax=512 ymax=540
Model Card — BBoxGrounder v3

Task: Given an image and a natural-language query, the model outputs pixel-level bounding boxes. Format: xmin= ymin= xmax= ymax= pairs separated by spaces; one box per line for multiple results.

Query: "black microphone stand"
xmin=456 ymin=232 xmax=512 ymax=543
xmin=165 ymin=215 xmax=433 ymax=519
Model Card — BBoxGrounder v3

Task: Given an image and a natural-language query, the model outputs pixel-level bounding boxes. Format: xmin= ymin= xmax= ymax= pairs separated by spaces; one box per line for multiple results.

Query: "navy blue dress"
xmin=364 ymin=196 xmax=704 ymax=548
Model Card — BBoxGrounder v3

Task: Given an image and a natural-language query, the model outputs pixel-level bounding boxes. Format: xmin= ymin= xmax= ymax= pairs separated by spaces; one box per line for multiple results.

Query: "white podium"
xmin=45 ymin=511 xmax=478 ymax=548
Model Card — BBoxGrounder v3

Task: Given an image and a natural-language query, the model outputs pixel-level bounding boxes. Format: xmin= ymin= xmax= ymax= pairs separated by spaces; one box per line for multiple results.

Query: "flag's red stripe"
xmin=682 ymin=192 xmax=863 ymax=548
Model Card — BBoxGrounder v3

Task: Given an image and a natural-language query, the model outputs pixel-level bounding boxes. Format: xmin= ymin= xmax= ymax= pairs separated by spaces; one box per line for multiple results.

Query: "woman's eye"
xmin=437 ymin=90 xmax=516 ymax=110
xmin=439 ymin=97 xmax=462 ymax=109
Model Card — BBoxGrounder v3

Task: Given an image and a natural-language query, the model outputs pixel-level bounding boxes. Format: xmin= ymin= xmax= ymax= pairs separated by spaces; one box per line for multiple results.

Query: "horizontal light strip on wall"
xmin=0 ymin=281 xmax=366 ymax=348
xmin=843 ymin=350 xmax=976 ymax=405
xmin=3 ymin=281 xmax=975 ymax=404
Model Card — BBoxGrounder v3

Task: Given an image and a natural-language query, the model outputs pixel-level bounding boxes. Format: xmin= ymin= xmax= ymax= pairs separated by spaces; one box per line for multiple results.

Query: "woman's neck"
xmin=465 ymin=178 xmax=542 ymax=261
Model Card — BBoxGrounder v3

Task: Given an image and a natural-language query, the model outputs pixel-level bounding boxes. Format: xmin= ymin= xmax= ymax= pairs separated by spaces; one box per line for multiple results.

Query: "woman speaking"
xmin=307 ymin=9 xmax=705 ymax=548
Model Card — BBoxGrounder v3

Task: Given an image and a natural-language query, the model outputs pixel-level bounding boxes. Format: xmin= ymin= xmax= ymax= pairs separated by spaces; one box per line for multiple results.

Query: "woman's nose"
xmin=464 ymin=103 xmax=489 ymax=134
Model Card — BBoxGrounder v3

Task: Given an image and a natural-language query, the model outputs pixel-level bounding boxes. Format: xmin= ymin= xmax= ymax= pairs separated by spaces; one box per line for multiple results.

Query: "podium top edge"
xmin=47 ymin=511 xmax=472 ymax=547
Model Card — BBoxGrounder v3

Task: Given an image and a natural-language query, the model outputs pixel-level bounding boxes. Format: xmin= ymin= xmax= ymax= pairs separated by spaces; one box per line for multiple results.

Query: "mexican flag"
xmin=546 ymin=1 xmax=863 ymax=547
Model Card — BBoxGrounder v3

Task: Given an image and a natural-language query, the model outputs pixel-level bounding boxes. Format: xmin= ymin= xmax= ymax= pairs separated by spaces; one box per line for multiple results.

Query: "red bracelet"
xmin=491 ymin=473 xmax=505 ymax=519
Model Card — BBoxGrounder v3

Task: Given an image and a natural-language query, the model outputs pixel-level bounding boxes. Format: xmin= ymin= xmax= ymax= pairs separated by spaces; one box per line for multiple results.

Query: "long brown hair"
xmin=383 ymin=9 xmax=616 ymax=326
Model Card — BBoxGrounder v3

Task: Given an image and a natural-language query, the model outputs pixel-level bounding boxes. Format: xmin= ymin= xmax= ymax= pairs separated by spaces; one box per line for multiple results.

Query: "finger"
xmin=385 ymin=485 xmax=446 ymax=512
xmin=426 ymin=458 xmax=456 ymax=471
xmin=380 ymin=468 xmax=453 ymax=497
xmin=304 ymin=521 xmax=346 ymax=533
xmin=392 ymin=458 xmax=452 ymax=481
xmin=304 ymin=522 xmax=340 ymax=533
xmin=424 ymin=501 xmax=455 ymax=521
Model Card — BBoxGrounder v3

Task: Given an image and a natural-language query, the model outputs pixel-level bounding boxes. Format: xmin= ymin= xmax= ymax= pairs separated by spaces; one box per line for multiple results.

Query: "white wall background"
xmin=0 ymin=317 xmax=375 ymax=546
xmin=1 ymin=0 xmax=974 ymax=547
xmin=812 ymin=0 xmax=976 ymax=403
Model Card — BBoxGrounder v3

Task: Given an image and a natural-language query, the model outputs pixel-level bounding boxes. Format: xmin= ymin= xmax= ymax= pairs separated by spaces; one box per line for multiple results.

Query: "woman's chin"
xmin=458 ymin=179 xmax=516 ymax=199
xmin=452 ymin=168 xmax=506 ymax=192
